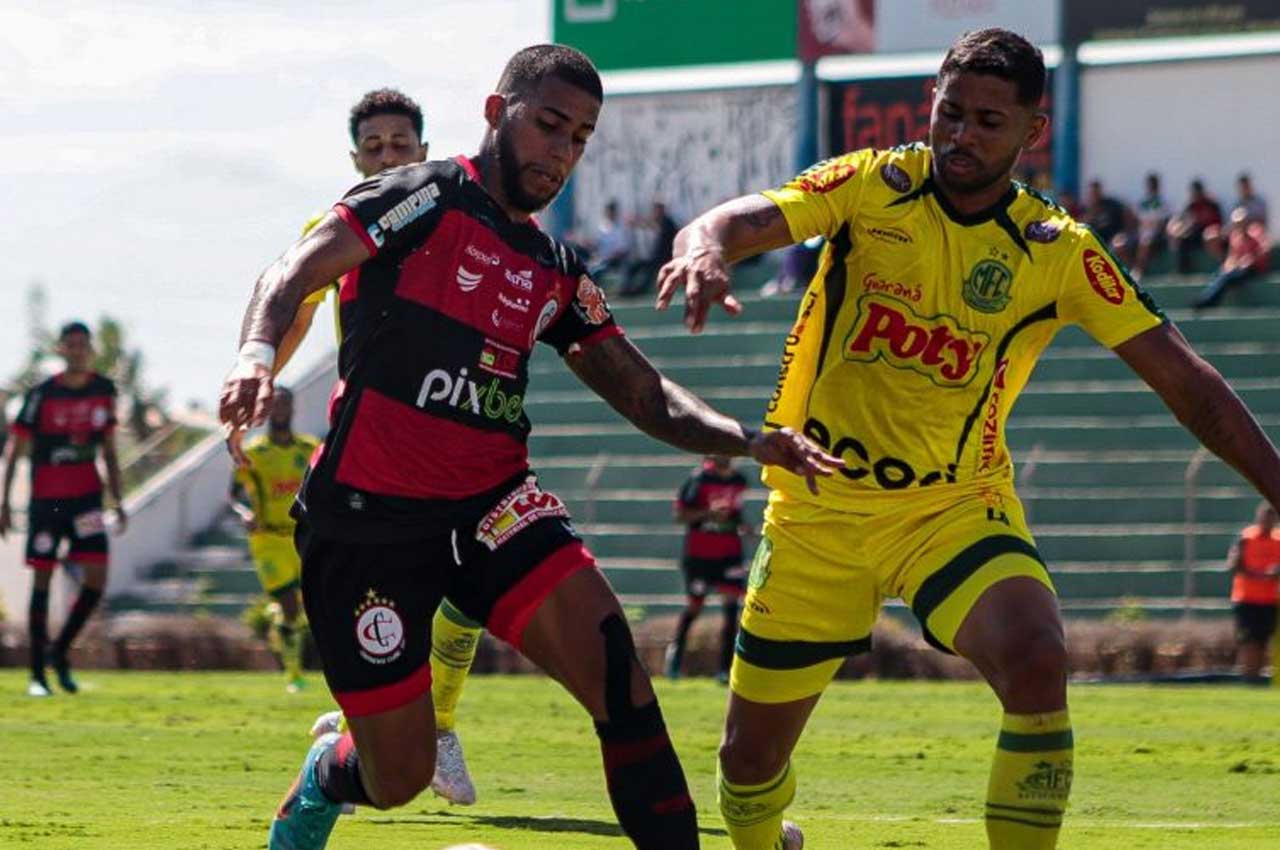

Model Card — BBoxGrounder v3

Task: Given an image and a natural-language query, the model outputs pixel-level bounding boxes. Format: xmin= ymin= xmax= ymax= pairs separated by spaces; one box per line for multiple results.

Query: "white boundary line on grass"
xmin=835 ymin=814 xmax=1275 ymax=830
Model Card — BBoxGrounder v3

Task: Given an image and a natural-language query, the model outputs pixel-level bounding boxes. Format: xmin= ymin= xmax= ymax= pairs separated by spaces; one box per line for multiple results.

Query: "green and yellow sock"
xmin=430 ymin=599 xmax=482 ymax=731
xmin=279 ymin=621 xmax=303 ymax=684
xmin=986 ymin=709 xmax=1073 ymax=849
xmin=718 ymin=760 xmax=796 ymax=850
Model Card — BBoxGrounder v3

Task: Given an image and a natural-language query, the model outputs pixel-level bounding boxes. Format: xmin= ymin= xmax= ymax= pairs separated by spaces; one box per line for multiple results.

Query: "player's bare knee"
xmin=993 ymin=625 xmax=1067 ymax=704
xmin=719 ymin=725 xmax=787 ymax=784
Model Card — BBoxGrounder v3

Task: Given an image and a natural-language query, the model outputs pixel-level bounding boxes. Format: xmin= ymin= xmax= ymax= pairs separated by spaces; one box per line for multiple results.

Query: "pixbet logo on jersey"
xmin=843 ymin=294 xmax=989 ymax=387
xmin=415 ymin=366 xmax=524 ymax=423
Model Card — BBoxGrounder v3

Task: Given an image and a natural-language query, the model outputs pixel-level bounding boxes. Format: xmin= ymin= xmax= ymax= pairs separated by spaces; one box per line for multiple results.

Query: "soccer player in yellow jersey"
xmin=657 ymin=28 xmax=1280 ymax=850
xmin=229 ymin=387 xmax=319 ymax=692
xmin=228 ymin=87 xmax=481 ymax=805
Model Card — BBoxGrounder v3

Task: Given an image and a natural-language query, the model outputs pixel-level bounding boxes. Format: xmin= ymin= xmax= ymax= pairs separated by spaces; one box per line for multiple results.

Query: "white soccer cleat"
xmin=309 ymin=710 xmax=343 ymax=739
xmin=307 ymin=710 xmax=355 ymax=815
xmin=782 ymin=820 xmax=805 ymax=849
xmin=26 ymin=679 xmax=52 ymax=697
xmin=431 ymin=729 xmax=477 ymax=805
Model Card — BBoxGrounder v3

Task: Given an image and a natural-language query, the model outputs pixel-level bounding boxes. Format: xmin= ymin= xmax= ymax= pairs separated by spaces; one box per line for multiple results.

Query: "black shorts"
xmin=1234 ymin=602 xmax=1278 ymax=644
xmin=681 ymin=555 xmax=746 ymax=598
xmin=25 ymin=494 xmax=109 ymax=570
xmin=298 ymin=477 xmax=594 ymax=717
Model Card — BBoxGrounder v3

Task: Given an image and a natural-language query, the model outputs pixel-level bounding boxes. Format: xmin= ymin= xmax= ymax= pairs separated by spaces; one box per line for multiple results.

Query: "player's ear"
xmin=417 ymin=142 xmax=429 ymax=163
xmin=349 ymin=149 xmax=360 ymax=173
xmin=1024 ymin=111 xmax=1049 ymax=152
xmin=483 ymin=94 xmax=507 ymax=131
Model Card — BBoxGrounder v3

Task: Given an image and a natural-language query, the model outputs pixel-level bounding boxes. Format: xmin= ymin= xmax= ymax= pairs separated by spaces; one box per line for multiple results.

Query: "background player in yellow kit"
xmin=657 ymin=28 xmax=1280 ymax=850
xmin=229 ymin=387 xmax=318 ymax=692
xmin=227 ymin=87 xmax=480 ymax=804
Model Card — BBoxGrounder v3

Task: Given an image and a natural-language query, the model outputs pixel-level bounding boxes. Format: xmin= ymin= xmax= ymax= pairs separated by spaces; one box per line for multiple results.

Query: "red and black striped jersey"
xmin=11 ymin=372 xmax=117 ymax=500
xmin=298 ymin=156 xmax=623 ymax=542
xmin=677 ymin=464 xmax=749 ymax=559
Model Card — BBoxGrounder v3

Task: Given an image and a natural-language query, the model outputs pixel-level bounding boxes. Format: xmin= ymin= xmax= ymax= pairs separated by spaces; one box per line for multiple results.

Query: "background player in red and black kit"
xmin=667 ymin=455 xmax=751 ymax=683
xmin=218 ymin=45 xmax=839 ymax=850
xmin=1 ymin=321 xmax=126 ymax=697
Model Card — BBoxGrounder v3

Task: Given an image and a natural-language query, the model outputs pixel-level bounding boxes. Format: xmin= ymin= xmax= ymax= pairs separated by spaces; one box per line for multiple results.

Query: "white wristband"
xmin=238 ymin=340 xmax=276 ymax=371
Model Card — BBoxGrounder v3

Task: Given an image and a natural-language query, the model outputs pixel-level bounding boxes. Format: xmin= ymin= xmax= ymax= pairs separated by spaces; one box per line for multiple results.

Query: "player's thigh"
xmin=900 ymin=486 xmax=1056 ymax=656
xmin=64 ymin=494 xmax=109 ymax=574
xmin=296 ymin=519 xmax=446 ymax=725
xmin=25 ymin=499 xmax=67 ymax=572
xmin=521 ymin=566 xmax=655 ymax=720
xmin=248 ymin=532 xmax=301 ymax=597
xmin=732 ymin=502 xmax=879 ymax=705
xmin=444 ymin=477 xmax=641 ymax=720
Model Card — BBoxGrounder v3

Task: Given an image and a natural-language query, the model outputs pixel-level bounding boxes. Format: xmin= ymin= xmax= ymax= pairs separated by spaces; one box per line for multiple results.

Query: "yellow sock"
xmin=718 ymin=760 xmax=796 ymax=850
xmin=279 ymin=622 xmax=303 ymax=682
xmin=986 ymin=709 xmax=1073 ymax=849
xmin=430 ymin=599 xmax=482 ymax=731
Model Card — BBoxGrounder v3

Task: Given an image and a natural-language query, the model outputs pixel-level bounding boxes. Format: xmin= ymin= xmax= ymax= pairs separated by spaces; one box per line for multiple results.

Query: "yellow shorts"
xmin=248 ymin=531 xmax=302 ymax=596
xmin=731 ymin=481 xmax=1054 ymax=704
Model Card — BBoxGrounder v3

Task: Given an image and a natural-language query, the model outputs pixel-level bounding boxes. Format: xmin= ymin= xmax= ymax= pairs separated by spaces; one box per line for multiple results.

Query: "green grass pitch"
xmin=2 ymin=671 xmax=1278 ymax=848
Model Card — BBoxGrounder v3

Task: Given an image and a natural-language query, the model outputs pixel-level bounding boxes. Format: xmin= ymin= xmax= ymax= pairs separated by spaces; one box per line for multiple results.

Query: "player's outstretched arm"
xmin=219 ymin=214 xmax=368 ymax=439
xmin=0 ymin=432 xmax=30 ymax=538
xmin=1115 ymin=322 xmax=1280 ymax=511
xmin=273 ymin=299 xmax=321 ymax=379
xmin=656 ymin=194 xmax=795 ymax=333
xmin=566 ymin=336 xmax=841 ymax=493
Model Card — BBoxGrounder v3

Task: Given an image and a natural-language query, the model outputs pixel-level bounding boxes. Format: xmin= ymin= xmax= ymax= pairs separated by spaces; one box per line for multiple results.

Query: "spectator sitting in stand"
xmin=1112 ymin=172 xmax=1169 ymax=281
xmin=1167 ymin=178 xmax=1223 ymax=273
xmin=620 ymin=201 xmax=678 ymax=296
xmin=1082 ymin=179 xmax=1136 ymax=248
xmin=1206 ymin=172 xmax=1269 ymax=259
xmin=588 ymin=199 xmax=631 ymax=281
xmin=1193 ymin=207 xmax=1271 ymax=309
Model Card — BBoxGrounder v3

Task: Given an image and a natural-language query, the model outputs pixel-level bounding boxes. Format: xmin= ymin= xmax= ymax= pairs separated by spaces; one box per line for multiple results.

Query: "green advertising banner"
xmin=552 ymin=0 xmax=796 ymax=71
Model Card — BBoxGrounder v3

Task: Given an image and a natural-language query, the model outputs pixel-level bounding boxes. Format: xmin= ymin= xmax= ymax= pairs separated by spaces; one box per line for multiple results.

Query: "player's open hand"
xmin=747 ymin=427 xmax=843 ymax=495
xmin=219 ymin=359 xmax=274 ymax=435
xmin=111 ymin=506 xmax=128 ymax=535
xmin=655 ymin=245 xmax=743 ymax=333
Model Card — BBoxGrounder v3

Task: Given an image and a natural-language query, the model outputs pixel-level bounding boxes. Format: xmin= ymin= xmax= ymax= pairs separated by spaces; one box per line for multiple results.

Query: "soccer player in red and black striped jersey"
xmin=219 ymin=45 xmax=839 ymax=850
xmin=666 ymin=456 xmax=752 ymax=683
xmin=1 ymin=321 xmax=126 ymax=697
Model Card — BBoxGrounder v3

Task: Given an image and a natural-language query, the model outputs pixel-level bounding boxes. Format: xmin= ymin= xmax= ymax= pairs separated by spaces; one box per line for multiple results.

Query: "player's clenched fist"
xmin=746 ymin=427 xmax=843 ymax=495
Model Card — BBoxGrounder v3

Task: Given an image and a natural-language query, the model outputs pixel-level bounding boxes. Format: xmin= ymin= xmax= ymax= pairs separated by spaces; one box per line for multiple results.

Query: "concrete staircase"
xmin=115 ymin=269 xmax=1280 ymax=624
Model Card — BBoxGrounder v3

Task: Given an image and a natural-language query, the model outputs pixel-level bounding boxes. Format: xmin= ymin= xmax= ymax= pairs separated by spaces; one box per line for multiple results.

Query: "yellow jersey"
xmin=761 ymin=144 xmax=1165 ymax=511
xmin=300 ymin=211 xmax=343 ymax=342
xmin=234 ymin=433 xmax=321 ymax=533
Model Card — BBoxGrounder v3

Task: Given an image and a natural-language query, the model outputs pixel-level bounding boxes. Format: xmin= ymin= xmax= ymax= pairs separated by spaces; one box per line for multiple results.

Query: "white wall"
xmin=1080 ymin=55 xmax=1280 ymax=225
xmin=0 ymin=352 xmax=338 ymax=625
xmin=572 ymin=85 xmax=798 ymax=232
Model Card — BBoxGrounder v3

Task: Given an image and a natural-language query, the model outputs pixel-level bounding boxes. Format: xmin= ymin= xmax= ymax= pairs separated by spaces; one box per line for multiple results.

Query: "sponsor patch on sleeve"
xmin=1082 ymin=248 xmax=1125 ymax=304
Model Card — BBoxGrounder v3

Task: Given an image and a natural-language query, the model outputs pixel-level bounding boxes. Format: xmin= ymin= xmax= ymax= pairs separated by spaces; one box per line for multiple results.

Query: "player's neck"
xmin=59 ymin=368 xmax=92 ymax=389
xmin=934 ymin=173 xmax=1014 ymax=219
xmin=268 ymin=427 xmax=294 ymax=445
xmin=471 ymin=150 xmax=534 ymax=225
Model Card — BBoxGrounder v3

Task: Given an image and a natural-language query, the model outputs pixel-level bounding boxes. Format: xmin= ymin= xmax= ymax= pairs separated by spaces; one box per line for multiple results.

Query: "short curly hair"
xmin=348 ymin=88 xmax=425 ymax=145
xmin=939 ymin=28 xmax=1045 ymax=107
xmin=496 ymin=44 xmax=602 ymax=103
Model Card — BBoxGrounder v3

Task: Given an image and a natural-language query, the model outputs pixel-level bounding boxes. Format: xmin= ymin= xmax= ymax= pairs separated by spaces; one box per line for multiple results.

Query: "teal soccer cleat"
xmin=268 ymin=732 xmax=344 ymax=850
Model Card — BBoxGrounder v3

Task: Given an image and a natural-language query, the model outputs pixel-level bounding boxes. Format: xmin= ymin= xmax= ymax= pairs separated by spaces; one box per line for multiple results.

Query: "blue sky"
xmin=0 ymin=0 xmax=549 ymax=408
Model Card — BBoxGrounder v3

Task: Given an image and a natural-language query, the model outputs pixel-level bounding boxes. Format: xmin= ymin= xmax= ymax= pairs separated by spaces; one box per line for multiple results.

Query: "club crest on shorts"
xmin=33 ymin=531 xmax=55 ymax=555
xmin=354 ymin=589 xmax=405 ymax=664
xmin=475 ymin=477 xmax=570 ymax=551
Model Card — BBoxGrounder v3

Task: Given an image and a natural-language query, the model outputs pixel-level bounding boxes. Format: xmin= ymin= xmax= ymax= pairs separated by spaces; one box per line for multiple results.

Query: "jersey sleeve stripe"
xmin=333 ymin=203 xmax=379 ymax=256
xmin=572 ymin=324 xmax=625 ymax=350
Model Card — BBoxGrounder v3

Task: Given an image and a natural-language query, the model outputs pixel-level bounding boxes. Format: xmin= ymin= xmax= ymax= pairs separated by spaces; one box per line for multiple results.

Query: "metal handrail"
xmin=582 ymin=451 xmax=609 ymax=524
xmin=1182 ymin=446 xmax=1211 ymax=619
xmin=1017 ymin=442 xmax=1045 ymax=524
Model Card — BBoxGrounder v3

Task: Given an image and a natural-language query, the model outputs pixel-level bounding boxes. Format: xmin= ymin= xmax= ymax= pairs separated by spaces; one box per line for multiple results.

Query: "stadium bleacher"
xmin=118 ymin=267 xmax=1280 ymax=627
